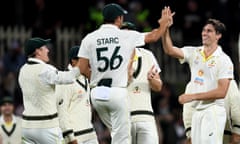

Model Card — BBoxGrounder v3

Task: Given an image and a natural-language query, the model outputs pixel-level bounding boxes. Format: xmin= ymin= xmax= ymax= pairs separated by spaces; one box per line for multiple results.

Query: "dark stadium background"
xmin=0 ymin=0 xmax=239 ymax=143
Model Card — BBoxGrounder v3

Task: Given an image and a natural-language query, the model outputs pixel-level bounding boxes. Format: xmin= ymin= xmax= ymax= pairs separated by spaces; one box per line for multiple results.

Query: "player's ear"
xmin=216 ymin=33 xmax=222 ymax=41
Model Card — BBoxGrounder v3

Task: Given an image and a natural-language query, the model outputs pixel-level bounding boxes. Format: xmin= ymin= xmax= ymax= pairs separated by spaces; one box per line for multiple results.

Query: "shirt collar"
xmin=0 ymin=115 xmax=16 ymax=124
xmin=200 ymin=45 xmax=222 ymax=61
xmin=100 ymin=24 xmax=120 ymax=30
xmin=28 ymin=58 xmax=46 ymax=64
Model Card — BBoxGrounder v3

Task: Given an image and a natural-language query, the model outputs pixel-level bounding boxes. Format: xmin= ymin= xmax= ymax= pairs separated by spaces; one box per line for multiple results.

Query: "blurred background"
xmin=0 ymin=0 xmax=239 ymax=143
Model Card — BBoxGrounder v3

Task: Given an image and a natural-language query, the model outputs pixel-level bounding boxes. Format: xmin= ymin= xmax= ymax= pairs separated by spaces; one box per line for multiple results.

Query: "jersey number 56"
xmin=96 ymin=46 xmax=123 ymax=72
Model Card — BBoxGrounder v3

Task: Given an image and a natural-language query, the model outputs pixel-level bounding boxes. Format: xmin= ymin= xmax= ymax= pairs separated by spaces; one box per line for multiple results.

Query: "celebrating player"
xmin=161 ymin=18 xmax=234 ymax=144
xmin=77 ymin=3 xmax=173 ymax=144
xmin=57 ymin=46 xmax=98 ymax=144
xmin=121 ymin=21 xmax=163 ymax=144
xmin=18 ymin=37 xmax=80 ymax=144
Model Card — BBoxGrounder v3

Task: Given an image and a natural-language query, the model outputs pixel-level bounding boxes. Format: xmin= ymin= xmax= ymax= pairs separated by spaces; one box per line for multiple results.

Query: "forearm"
xmin=145 ymin=26 xmax=167 ymax=43
xmin=162 ymin=29 xmax=173 ymax=55
xmin=179 ymin=79 xmax=231 ymax=104
xmin=149 ymin=78 xmax=162 ymax=92
xmin=162 ymin=29 xmax=183 ymax=59
xmin=192 ymin=88 xmax=228 ymax=101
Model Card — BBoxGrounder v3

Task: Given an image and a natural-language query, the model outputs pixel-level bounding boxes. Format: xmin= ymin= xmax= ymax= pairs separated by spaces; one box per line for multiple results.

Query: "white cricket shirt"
xmin=78 ymin=24 xmax=145 ymax=87
xmin=179 ymin=46 xmax=234 ymax=109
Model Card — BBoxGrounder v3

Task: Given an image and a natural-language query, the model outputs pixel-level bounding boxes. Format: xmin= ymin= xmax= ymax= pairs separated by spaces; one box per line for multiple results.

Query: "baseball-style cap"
xmin=68 ymin=45 xmax=80 ymax=61
xmin=121 ymin=21 xmax=137 ymax=30
xmin=102 ymin=3 xmax=128 ymax=21
xmin=0 ymin=96 xmax=14 ymax=106
xmin=24 ymin=37 xmax=51 ymax=56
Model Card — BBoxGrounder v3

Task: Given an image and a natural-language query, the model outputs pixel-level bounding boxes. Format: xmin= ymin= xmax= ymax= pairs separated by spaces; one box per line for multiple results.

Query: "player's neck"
xmin=4 ymin=114 xmax=13 ymax=123
xmin=203 ymin=43 xmax=218 ymax=58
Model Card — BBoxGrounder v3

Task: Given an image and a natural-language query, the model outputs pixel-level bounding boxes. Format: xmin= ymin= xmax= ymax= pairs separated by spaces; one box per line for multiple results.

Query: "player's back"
xmin=79 ymin=24 xmax=145 ymax=88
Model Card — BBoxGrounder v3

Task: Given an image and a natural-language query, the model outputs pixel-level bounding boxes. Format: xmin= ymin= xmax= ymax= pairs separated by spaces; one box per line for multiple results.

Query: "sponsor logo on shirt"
xmin=194 ymin=70 xmax=204 ymax=85
xmin=194 ymin=77 xmax=204 ymax=85
xmin=198 ymin=70 xmax=204 ymax=76
xmin=77 ymin=90 xmax=84 ymax=99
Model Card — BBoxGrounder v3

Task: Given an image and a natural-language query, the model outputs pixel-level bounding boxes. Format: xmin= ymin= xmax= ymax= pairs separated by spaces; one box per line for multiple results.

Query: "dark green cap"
xmin=121 ymin=21 xmax=137 ymax=30
xmin=24 ymin=37 xmax=51 ymax=56
xmin=0 ymin=96 xmax=14 ymax=105
xmin=102 ymin=3 xmax=128 ymax=21
xmin=68 ymin=45 xmax=80 ymax=61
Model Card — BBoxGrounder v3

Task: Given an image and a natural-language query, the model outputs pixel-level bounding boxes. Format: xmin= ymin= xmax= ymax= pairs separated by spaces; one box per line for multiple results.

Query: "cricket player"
xmin=0 ymin=96 xmax=21 ymax=144
xmin=183 ymin=79 xmax=240 ymax=144
xmin=18 ymin=37 xmax=80 ymax=144
xmin=77 ymin=3 xmax=173 ymax=144
xmin=121 ymin=21 xmax=162 ymax=144
xmin=161 ymin=18 xmax=234 ymax=144
xmin=56 ymin=46 xmax=98 ymax=144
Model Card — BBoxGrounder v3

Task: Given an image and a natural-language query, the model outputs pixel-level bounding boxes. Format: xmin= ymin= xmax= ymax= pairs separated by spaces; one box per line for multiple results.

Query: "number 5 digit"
xmin=96 ymin=46 xmax=123 ymax=72
xmin=96 ymin=47 xmax=109 ymax=72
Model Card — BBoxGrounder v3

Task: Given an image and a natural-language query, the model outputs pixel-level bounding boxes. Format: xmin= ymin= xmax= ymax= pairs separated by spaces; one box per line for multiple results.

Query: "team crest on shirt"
xmin=133 ymin=86 xmax=141 ymax=93
xmin=208 ymin=59 xmax=216 ymax=67
xmin=194 ymin=77 xmax=204 ymax=85
xmin=77 ymin=90 xmax=84 ymax=99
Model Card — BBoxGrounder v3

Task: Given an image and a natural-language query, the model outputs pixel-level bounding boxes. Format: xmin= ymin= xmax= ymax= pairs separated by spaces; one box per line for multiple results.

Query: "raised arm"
xmin=162 ymin=29 xmax=184 ymax=59
xmin=144 ymin=7 xmax=173 ymax=43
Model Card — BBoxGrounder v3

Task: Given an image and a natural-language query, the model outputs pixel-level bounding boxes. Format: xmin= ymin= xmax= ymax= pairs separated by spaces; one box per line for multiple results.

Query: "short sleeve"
xmin=178 ymin=46 xmax=196 ymax=64
xmin=78 ymin=36 xmax=90 ymax=59
xmin=217 ymin=56 xmax=234 ymax=80
xmin=149 ymin=50 xmax=161 ymax=73
xmin=125 ymin=30 xmax=145 ymax=47
xmin=134 ymin=32 xmax=146 ymax=47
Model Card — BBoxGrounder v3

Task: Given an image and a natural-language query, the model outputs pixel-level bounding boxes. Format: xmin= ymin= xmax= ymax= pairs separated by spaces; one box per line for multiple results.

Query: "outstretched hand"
xmin=158 ymin=6 xmax=175 ymax=28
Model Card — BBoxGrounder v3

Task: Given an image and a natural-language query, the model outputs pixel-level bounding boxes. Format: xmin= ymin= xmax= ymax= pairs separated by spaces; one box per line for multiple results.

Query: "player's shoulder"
xmin=45 ymin=63 xmax=58 ymax=71
xmin=14 ymin=115 xmax=23 ymax=121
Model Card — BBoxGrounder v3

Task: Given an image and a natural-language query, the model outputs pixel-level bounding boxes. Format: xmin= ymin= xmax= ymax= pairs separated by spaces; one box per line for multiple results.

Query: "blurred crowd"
xmin=0 ymin=0 xmax=239 ymax=144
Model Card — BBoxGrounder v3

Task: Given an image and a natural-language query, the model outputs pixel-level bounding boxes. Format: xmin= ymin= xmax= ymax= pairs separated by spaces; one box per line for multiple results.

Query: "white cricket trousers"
xmin=91 ymin=86 xmax=131 ymax=144
xmin=131 ymin=121 xmax=158 ymax=144
xmin=191 ymin=105 xmax=226 ymax=144
xmin=22 ymin=127 xmax=63 ymax=144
